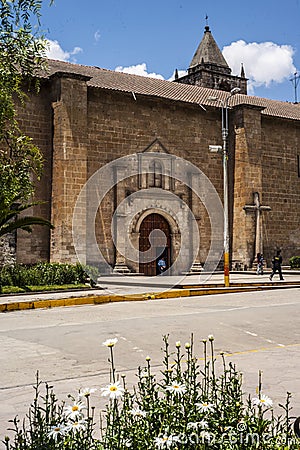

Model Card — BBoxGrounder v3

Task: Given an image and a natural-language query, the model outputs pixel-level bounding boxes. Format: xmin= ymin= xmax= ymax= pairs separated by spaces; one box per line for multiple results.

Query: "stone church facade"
xmin=8 ymin=26 xmax=300 ymax=273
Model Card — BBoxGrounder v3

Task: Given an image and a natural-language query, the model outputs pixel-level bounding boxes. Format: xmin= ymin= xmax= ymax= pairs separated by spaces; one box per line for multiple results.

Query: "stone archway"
xmin=139 ymin=213 xmax=171 ymax=276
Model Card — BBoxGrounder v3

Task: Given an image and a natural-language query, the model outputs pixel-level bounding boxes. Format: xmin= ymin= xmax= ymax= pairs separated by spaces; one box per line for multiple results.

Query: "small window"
xmin=148 ymin=160 xmax=163 ymax=188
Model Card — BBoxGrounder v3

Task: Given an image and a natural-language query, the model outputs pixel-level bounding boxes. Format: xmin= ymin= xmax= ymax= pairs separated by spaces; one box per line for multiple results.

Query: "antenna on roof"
xmin=290 ymin=71 xmax=300 ymax=104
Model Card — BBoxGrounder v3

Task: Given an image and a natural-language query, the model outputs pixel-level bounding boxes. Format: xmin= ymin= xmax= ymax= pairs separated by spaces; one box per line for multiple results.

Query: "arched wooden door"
xmin=139 ymin=213 xmax=171 ymax=276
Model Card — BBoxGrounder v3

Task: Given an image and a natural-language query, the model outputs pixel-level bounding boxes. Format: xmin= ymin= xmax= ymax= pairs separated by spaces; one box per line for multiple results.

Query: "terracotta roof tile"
xmin=45 ymin=59 xmax=300 ymax=122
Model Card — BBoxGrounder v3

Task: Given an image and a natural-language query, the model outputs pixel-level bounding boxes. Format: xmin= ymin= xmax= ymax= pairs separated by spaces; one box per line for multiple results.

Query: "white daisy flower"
xmin=200 ymin=430 xmax=212 ymax=441
xmin=102 ymin=338 xmax=118 ymax=347
xmin=47 ymin=424 xmax=66 ymax=441
xmin=199 ymin=420 xmax=209 ymax=429
xmin=252 ymin=394 xmax=273 ymax=408
xmin=64 ymin=418 xmax=86 ymax=433
xmin=208 ymin=334 xmax=214 ymax=341
xmin=187 ymin=422 xmax=198 ymax=429
xmin=101 ymin=381 xmax=125 ymax=399
xmin=154 ymin=435 xmax=179 ymax=448
xmin=166 ymin=382 xmax=186 ymax=395
xmin=130 ymin=407 xmax=147 ymax=417
xmin=64 ymin=401 xmax=85 ymax=420
xmin=196 ymin=402 xmax=215 ymax=413
xmin=187 ymin=420 xmax=209 ymax=429
xmin=78 ymin=387 xmax=97 ymax=398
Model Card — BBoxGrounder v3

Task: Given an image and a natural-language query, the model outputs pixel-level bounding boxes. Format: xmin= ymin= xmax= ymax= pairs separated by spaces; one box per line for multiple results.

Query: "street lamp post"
xmin=209 ymin=87 xmax=240 ymax=287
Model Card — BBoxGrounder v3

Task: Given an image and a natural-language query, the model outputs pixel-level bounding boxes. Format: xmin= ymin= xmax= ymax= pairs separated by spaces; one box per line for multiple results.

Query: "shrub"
xmin=3 ymin=336 xmax=299 ymax=449
xmin=0 ymin=262 xmax=98 ymax=287
xmin=289 ymin=256 xmax=300 ymax=269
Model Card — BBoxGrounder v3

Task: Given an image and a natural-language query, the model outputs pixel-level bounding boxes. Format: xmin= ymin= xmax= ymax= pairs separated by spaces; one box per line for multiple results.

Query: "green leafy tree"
xmin=0 ymin=195 xmax=53 ymax=238
xmin=0 ymin=0 xmax=53 ymax=237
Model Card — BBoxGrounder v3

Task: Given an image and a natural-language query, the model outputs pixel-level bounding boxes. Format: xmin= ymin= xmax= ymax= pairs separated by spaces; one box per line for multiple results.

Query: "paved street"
xmin=1 ymin=287 xmax=300 ymax=442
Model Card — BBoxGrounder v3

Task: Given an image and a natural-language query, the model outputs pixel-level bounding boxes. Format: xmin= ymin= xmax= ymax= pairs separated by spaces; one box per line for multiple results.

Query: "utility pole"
xmin=208 ymin=87 xmax=241 ymax=287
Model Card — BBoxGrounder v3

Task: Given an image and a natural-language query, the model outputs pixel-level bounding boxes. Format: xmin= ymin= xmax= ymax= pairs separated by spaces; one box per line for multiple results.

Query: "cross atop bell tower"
xmin=174 ymin=23 xmax=247 ymax=94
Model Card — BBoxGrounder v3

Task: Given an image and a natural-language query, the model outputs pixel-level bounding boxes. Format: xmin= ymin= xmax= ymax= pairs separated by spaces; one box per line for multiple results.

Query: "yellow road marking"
xmin=196 ymin=342 xmax=300 ymax=361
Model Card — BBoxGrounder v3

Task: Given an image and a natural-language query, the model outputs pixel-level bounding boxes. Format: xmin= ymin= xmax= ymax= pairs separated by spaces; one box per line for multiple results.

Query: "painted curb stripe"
xmin=0 ymin=284 xmax=299 ymax=313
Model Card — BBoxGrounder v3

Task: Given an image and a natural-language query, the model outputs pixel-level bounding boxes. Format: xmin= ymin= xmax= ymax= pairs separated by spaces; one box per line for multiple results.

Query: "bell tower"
xmin=174 ymin=25 xmax=247 ymax=94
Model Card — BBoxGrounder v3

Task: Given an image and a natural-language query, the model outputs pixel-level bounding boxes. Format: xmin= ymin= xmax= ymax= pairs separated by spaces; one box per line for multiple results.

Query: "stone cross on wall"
xmin=243 ymin=192 xmax=271 ymax=259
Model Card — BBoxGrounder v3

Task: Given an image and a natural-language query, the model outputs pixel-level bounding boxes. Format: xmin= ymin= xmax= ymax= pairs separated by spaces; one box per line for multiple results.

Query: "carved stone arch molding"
xmin=131 ymin=207 xmax=180 ymax=235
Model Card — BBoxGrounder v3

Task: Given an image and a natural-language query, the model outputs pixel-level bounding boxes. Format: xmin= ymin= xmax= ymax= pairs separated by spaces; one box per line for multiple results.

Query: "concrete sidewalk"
xmin=1 ymin=271 xmax=300 ymax=313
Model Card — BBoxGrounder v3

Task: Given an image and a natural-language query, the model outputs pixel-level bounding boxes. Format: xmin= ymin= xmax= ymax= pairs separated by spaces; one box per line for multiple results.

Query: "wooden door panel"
xmin=139 ymin=214 xmax=171 ymax=276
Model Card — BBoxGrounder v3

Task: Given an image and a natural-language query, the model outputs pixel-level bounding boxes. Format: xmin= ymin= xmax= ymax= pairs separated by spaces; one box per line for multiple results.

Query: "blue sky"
xmin=41 ymin=0 xmax=300 ymax=102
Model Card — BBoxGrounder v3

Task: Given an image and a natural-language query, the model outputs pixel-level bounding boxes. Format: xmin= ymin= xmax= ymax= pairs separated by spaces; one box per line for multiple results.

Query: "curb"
xmin=1 ymin=283 xmax=300 ymax=313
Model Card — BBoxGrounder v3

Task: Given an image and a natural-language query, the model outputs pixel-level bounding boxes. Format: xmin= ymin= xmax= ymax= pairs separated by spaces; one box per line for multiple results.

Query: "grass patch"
xmin=1 ymin=286 xmax=26 ymax=294
xmin=1 ymin=284 xmax=91 ymax=295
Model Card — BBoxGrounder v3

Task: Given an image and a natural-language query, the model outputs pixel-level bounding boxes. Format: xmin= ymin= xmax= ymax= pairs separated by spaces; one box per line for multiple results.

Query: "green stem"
xmin=110 ymin=346 xmax=116 ymax=384
xmin=203 ymin=340 xmax=207 ymax=396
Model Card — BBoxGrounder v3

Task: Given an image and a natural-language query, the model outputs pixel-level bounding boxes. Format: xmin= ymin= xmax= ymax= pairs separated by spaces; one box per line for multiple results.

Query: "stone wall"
xmin=13 ymin=80 xmax=53 ymax=264
xmin=0 ymin=234 xmax=16 ymax=266
xmin=50 ymin=74 xmax=89 ymax=263
xmin=261 ymin=116 xmax=300 ymax=265
xmin=176 ymin=68 xmax=247 ymax=95
xmin=13 ymin=76 xmax=300 ymax=270
xmin=232 ymin=106 xmax=300 ymax=267
xmin=232 ymin=104 xmax=264 ymax=267
xmin=85 ymin=88 xmax=224 ymax=269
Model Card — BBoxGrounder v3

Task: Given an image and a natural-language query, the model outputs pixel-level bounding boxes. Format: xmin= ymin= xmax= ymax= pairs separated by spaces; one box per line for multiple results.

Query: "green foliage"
xmin=0 ymin=134 xmax=44 ymax=207
xmin=0 ymin=262 xmax=96 ymax=287
xmin=3 ymin=373 xmax=101 ymax=450
xmin=2 ymin=336 xmax=299 ymax=449
xmin=0 ymin=0 xmax=47 ymax=78
xmin=289 ymin=256 xmax=300 ymax=269
xmin=0 ymin=194 xmax=54 ymax=238
xmin=1 ymin=284 xmax=90 ymax=294
xmin=1 ymin=285 xmax=25 ymax=294
xmin=100 ymin=337 xmax=297 ymax=449
xmin=0 ymin=0 xmax=51 ymax=204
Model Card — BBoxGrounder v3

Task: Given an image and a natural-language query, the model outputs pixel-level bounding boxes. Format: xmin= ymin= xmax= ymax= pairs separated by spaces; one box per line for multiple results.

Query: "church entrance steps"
xmin=181 ymin=280 xmax=300 ymax=289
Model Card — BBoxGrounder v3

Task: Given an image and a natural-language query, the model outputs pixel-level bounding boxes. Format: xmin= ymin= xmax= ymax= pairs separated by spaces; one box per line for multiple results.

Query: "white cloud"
xmin=222 ymin=40 xmax=296 ymax=94
xmin=45 ymin=39 xmax=83 ymax=62
xmin=115 ymin=63 xmax=164 ymax=80
xmin=94 ymin=30 xmax=101 ymax=42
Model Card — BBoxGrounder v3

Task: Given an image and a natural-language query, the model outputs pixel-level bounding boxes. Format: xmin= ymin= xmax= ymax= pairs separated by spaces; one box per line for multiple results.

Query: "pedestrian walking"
xmin=157 ymin=257 xmax=167 ymax=274
xmin=269 ymin=249 xmax=284 ymax=281
xmin=256 ymin=253 xmax=264 ymax=275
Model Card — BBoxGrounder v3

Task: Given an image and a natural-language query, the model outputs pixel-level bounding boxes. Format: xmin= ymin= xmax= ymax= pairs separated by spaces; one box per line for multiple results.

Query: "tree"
xmin=0 ymin=0 xmax=53 ymax=241
xmin=0 ymin=195 xmax=54 ymax=238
